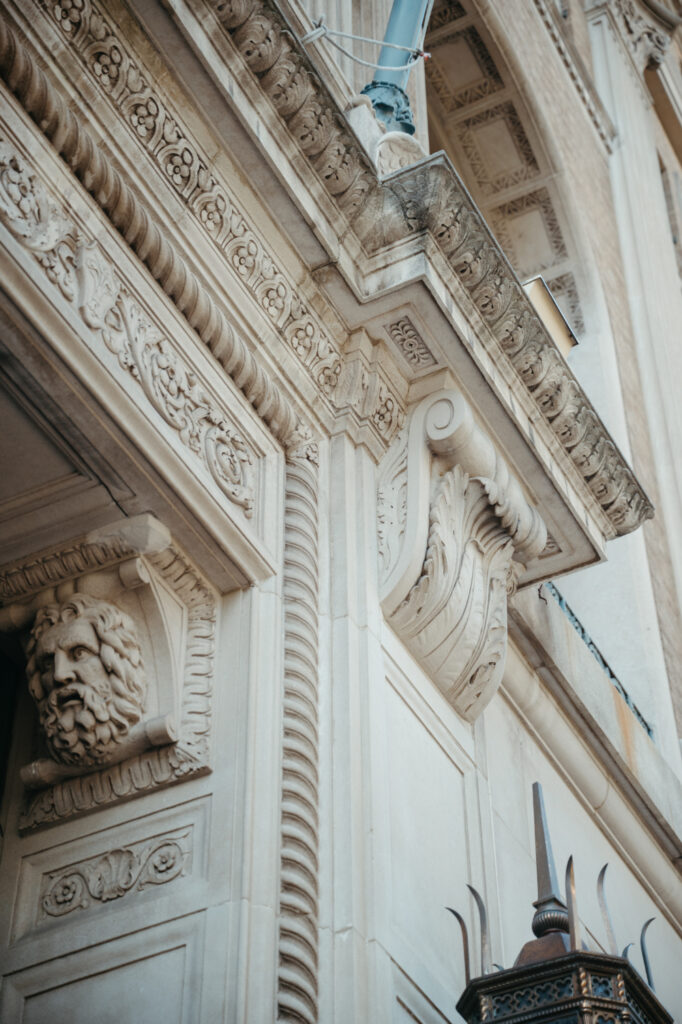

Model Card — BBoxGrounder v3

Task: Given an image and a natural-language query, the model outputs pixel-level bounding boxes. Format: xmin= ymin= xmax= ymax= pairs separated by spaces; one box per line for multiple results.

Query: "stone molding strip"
xmin=193 ymin=0 xmax=653 ymax=538
xmin=279 ymin=446 xmax=320 ymax=1023
xmin=0 ymin=14 xmax=303 ymax=449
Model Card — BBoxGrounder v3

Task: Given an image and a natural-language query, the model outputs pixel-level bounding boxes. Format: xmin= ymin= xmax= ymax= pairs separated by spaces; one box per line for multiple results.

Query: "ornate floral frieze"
xmin=0 ymin=11 xmax=303 ymax=447
xmin=0 ymin=517 xmax=215 ymax=832
xmin=33 ymin=0 xmax=343 ymax=403
xmin=378 ymin=390 xmax=547 ymax=720
xmin=40 ymin=829 xmax=190 ymax=919
xmin=0 ymin=135 xmax=256 ymax=514
xmin=1 ymin=2 xmax=404 ymax=450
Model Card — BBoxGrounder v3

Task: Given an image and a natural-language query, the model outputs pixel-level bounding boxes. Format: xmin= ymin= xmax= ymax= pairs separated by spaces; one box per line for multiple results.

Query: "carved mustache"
xmin=45 ymin=682 xmax=111 ymax=725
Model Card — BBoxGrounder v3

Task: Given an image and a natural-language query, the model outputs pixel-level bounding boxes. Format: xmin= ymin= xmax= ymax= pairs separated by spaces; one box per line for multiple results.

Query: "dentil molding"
xmin=378 ymin=390 xmax=547 ymax=721
xmin=0 ymin=2 xmax=405 ymax=456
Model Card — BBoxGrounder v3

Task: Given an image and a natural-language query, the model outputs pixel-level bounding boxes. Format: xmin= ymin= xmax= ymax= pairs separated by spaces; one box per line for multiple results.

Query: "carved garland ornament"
xmin=40 ymin=829 xmax=190 ymax=919
xmin=378 ymin=390 xmax=547 ymax=720
xmin=0 ymin=135 xmax=255 ymax=514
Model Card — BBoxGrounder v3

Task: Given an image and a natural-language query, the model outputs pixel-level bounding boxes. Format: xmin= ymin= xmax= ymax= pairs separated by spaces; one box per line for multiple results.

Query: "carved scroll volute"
xmin=377 ymin=390 xmax=547 ymax=721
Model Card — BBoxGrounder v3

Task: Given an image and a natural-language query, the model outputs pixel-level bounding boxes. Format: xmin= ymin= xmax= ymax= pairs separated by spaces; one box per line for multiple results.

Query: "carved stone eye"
xmin=39 ymin=653 xmax=54 ymax=672
xmin=70 ymin=646 xmax=91 ymax=662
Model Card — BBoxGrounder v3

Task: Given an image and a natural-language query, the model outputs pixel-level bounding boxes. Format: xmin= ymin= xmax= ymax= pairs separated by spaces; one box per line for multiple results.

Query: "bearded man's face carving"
xmin=25 ymin=595 xmax=146 ymax=767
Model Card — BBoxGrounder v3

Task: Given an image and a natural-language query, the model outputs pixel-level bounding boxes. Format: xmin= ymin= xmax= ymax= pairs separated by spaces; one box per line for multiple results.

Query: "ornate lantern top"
xmin=450 ymin=784 xmax=673 ymax=1024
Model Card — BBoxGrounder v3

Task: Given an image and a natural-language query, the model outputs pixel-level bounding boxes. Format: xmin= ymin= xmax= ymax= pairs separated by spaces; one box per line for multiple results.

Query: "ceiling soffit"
xmin=426 ymin=0 xmax=585 ymax=334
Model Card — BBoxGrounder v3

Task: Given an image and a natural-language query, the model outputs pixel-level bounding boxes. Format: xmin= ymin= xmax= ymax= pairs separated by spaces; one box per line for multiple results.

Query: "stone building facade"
xmin=0 ymin=0 xmax=680 ymax=1020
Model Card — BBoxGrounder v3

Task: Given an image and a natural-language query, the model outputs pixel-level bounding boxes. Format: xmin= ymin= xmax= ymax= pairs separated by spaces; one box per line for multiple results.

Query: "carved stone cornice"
xmin=0 ymin=3 xmax=405 ymax=457
xmin=0 ymin=0 xmax=653 ymax=537
xmin=378 ymin=390 xmax=547 ymax=721
xmin=180 ymin=0 xmax=653 ymax=539
xmin=0 ymin=9 xmax=304 ymax=449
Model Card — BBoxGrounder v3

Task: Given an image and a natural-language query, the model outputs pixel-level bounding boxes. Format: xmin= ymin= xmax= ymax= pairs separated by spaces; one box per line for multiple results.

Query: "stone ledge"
xmin=509 ymin=584 xmax=682 ymax=868
xmin=176 ymin=0 xmax=652 ymax=540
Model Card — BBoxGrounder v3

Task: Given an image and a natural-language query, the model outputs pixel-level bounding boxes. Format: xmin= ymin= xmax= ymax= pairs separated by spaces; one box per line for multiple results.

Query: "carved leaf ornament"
xmin=391 ymin=467 xmax=512 ymax=718
xmin=379 ymin=391 xmax=546 ymax=720
xmin=42 ymin=833 xmax=188 ymax=917
xmin=0 ymin=139 xmax=255 ymax=516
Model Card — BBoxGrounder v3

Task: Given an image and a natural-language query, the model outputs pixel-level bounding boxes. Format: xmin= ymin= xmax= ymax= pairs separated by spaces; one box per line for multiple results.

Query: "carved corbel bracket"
xmin=378 ymin=390 xmax=547 ymax=721
xmin=0 ymin=515 xmax=216 ymax=831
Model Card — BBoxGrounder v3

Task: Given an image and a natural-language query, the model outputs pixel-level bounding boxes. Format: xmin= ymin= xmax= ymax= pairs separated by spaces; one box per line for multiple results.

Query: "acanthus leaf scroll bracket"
xmin=377 ymin=389 xmax=547 ymax=721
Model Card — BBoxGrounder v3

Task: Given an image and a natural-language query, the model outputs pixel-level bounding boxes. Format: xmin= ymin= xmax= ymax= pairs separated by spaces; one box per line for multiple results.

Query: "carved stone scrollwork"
xmin=378 ymin=390 xmax=547 ymax=720
xmin=40 ymin=829 xmax=190 ymax=919
xmin=0 ymin=137 xmax=257 ymax=513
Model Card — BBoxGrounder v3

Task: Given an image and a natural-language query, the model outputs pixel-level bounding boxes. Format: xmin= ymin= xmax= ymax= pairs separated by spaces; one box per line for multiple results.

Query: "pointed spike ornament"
xmin=446 ymin=906 xmax=471 ymax=985
xmin=531 ymin=782 xmax=569 ymax=937
xmin=622 ymin=941 xmax=634 ymax=961
xmin=466 ymin=884 xmax=492 ymax=975
xmin=565 ymin=856 xmax=580 ymax=952
xmin=640 ymin=918 xmax=656 ymax=992
xmin=597 ymin=864 xmax=619 ymax=956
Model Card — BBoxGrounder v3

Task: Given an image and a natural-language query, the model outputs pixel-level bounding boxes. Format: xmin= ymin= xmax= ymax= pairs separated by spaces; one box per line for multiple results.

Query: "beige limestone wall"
xmin=469 ymin=0 xmax=682 ymax=750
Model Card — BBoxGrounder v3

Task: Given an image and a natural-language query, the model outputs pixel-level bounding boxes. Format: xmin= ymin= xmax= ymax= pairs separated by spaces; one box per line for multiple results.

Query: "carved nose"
xmin=52 ymin=649 xmax=76 ymax=685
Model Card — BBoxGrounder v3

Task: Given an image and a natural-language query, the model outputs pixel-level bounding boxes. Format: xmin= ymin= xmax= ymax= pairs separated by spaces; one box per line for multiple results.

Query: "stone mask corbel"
xmin=378 ymin=389 xmax=547 ymax=720
xmin=0 ymin=517 xmax=184 ymax=790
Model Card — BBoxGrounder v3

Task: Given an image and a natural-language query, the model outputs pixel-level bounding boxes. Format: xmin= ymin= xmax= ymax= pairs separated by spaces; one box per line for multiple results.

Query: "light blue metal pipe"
xmin=374 ymin=0 xmax=434 ymax=91
xmin=361 ymin=0 xmax=435 ymax=135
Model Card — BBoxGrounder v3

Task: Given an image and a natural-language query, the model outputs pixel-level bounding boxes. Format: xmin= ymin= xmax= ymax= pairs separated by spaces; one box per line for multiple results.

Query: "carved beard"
xmin=39 ymin=680 xmax=128 ymax=767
